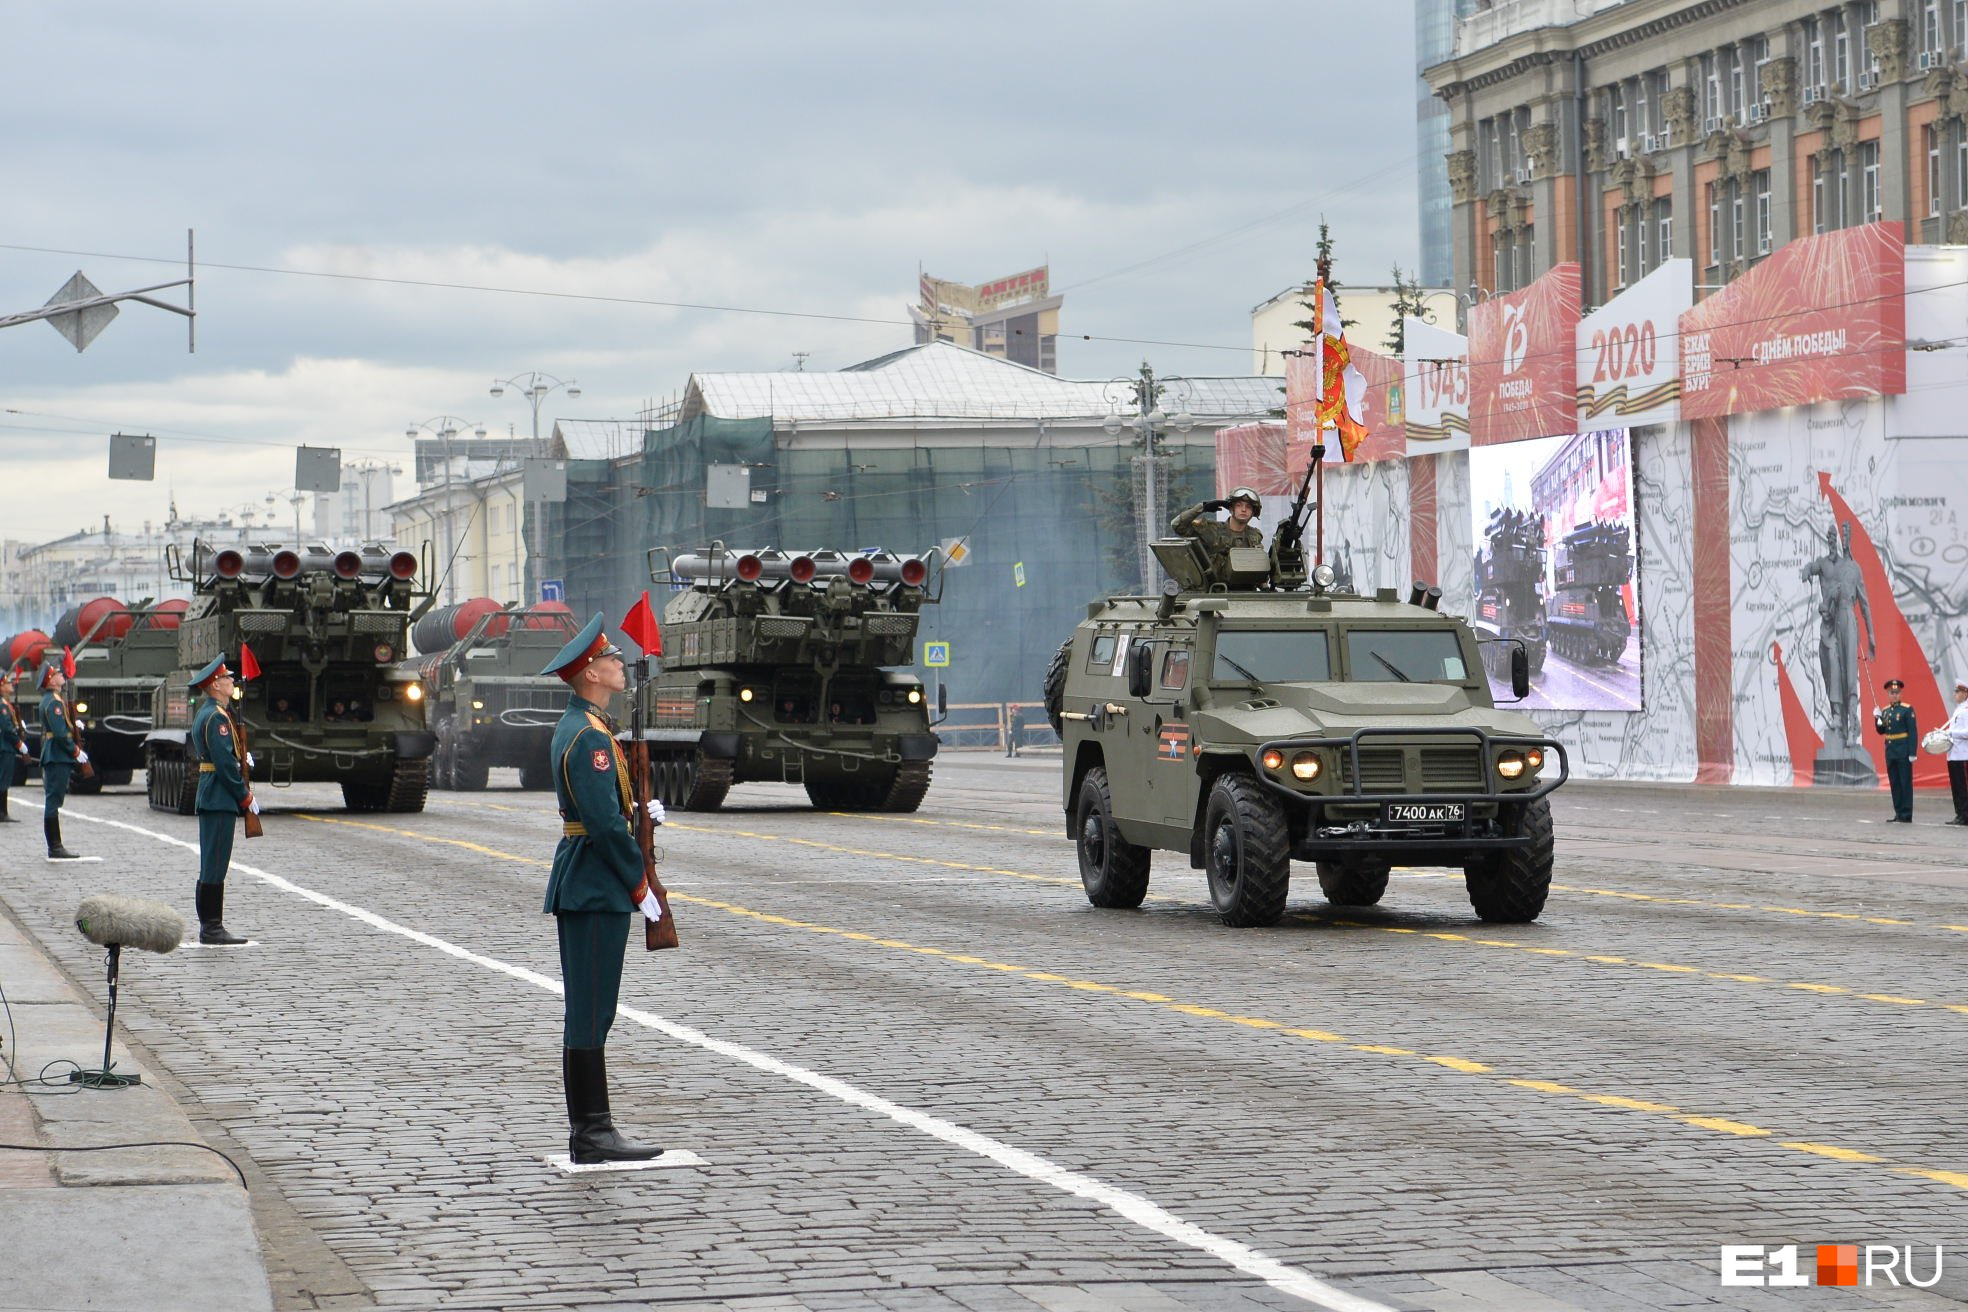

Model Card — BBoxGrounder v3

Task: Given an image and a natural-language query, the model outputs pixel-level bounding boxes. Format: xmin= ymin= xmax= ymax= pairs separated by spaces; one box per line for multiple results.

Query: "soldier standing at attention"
xmin=0 ymin=667 xmax=26 ymax=823
xmin=1172 ymin=487 xmax=1265 ymax=586
xmin=1874 ymin=677 xmax=1917 ymax=822
xmin=190 ymin=656 xmax=253 ymax=945
xmin=38 ymin=664 xmax=86 ymax=860
xmin=542 ymin=614 xmax=664 ymax=1164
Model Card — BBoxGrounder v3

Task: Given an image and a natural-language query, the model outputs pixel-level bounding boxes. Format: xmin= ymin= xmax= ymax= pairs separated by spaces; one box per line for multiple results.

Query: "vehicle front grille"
xmin=863 ymin=613 xmax=917 ymax=637
xmin=756 ymin=616 xmax=812 ymax=640
xmin=1336 ymin=744 xmax=1487 ymax=793
xmin=238 ymin=612 xmax=287 ymax=633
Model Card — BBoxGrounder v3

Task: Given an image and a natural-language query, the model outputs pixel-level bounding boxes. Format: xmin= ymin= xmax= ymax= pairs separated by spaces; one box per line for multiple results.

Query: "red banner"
xmin=1679 ymin=223 xmax=1905 ymax=420
xmin=1282 ymin=343 xmax=1404 ymax=465
xmin=1469 ymin=262 xmax=1579 ymax=445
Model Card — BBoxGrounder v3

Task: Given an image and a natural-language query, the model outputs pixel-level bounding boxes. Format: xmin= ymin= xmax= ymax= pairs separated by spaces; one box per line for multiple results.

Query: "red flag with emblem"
xmin=619 ymin=591 xmax=662 ymax=656
xmin=239 ymin=643 xmax=262 ymax=681
xmin=61 ymin=646 xmax=75 ymax=678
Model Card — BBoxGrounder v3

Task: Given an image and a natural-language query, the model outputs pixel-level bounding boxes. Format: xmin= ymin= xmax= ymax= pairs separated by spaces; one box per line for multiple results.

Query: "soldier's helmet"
xmin=1227 ymin=487 xmax=1263 ymax=515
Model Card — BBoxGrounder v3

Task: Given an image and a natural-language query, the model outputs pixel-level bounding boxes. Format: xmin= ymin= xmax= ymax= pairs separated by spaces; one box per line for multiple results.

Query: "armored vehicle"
xmin=37 ymin=597 xmax=190 ymax=793
xmin=144 ymin=542 xmax=438 ymax=814
xmin=407 ymin=598 xmax=581 ymax=790
xmin=1545 ymin=520 xmax=1632 ymax=666
xmin=636 ymin=546 xmax=943 ymax=812
xmin=1044 ymin=452 xmax=1566 ymax=928
xmin=1471 ymin=507 xmax=1548 ymax=681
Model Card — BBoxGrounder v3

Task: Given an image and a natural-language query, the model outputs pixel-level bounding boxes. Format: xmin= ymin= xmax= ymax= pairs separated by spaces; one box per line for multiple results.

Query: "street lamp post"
xmin=490 ymin=371 xmax=581 ymax=602
xmin=1102 ymin=362 xmax=1196 ymax=594
xmin=405 ymin=415 xmax=488 ymax=606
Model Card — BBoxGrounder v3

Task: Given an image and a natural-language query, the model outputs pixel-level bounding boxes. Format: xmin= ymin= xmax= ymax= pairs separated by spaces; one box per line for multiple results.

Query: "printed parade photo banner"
xmin=1468 ymin=429 xmax=1641 ymax=712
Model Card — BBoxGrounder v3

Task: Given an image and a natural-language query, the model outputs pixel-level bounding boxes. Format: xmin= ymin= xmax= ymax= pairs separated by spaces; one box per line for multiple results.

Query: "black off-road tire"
xmin=1463 ymin=797 xmax=1553 ymax=923
xmin=680 ymin=753 xmax=732 ymax=811
xmin=1316 ymin=858 xmax=1391 ymax=907
xmin=451 ymin=749 xmax=489 ymax=792
xmin=517 ymin=756 xmax=554 ymax=791
xmin=1075 ymin=766 xmax=1150 ymax=908
xmin=1203 ymin=773 xmax=1292 ymax=927
xmin=1042 ymin=639 xmax=1071 ymax=735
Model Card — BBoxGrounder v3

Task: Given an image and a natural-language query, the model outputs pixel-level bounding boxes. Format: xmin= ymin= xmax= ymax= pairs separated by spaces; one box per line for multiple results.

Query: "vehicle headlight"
xmin=405 ymin=684 xmax=424 ymax=702
xmin=1290 ymin=751 xmax=1321 ymax=781
xmin=1525 ymin=747 xmax=1544 ymax=772
xmin=1261 ymin=748 xmax=1285 ymax=771
xmin=471 ymin=699 xmax=484 ymax=710
xmin=73 ymin=701 xmax=88 ymax=715
xmin=739 ymin=687 xmax=755 ymax=703
xmin=906 ymin=688 xmax=923 ymax=704
xmin=1496 ymin=750 xmax=1526 ymax=779
xmin=1312 ymin=563 xmax=1337 ymax=589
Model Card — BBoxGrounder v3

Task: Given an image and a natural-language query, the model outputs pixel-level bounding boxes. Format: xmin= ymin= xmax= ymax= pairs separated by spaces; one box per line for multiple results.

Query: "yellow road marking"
xmin=315 ymin=808 xmax=1966 ymax=1193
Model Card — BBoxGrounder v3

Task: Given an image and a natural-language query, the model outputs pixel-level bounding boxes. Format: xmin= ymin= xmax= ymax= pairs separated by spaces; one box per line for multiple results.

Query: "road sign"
xmin=940 ymin=536 xmax=971 ymax=567
xmin=42 ymin=272 xmax=118 ymax=353
xmin=107 ymin=433 xmax=156 ymax=482
xmin=541 ymin=579 xmax=564 ymax=602
xmin=1013 ymin=562 xmax=1027 ymax=587
xmin=923 ymin=641 xmax=951 ymax=668
xmin=295 ymin=445 xmax=342 ymax=493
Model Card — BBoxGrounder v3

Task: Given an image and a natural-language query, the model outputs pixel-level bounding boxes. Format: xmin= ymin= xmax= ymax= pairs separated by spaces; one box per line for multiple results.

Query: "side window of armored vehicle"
xmin=1085 ymin=633 xmax=1117 ymax=673
xmin=322 ymin=673 xmax=375 ymax=722
xmin=1212 ymin=629 xmax=1331 ymax=683
xmin=1159 ymin=648 xmax=1190 ymax=691
xmin=1343 ymin=629 xmax=1471 ymax=683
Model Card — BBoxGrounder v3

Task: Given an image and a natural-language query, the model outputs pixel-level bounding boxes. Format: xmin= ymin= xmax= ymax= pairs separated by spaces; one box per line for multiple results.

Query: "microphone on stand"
xmin=72 ymin=895 xmax=185 ymax=1088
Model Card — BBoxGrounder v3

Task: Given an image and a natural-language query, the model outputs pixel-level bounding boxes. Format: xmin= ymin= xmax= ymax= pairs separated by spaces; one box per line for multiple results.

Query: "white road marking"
xmin=71 ymin=811 xmax=1390 ymax=1312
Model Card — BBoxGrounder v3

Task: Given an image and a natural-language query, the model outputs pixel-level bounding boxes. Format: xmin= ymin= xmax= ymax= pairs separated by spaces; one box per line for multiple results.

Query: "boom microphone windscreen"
xmin=75 ymin=895 xmax=185 ymax=954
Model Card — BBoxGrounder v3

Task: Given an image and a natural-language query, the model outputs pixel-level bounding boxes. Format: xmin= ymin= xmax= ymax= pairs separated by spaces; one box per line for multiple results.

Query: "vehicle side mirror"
xmin=1510 ymin=644 xmax=1531 ymax=700
xmin=1127 ymin=644 xmax=1153 ymax=698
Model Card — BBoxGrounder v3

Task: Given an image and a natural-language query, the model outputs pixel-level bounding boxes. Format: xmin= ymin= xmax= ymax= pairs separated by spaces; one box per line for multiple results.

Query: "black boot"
xmin=195 ymin=883 xmax=247 ymax=946
xmin=0 ymin=792 xmax=15 ymax=821
xmin=45 ymin=817 xmax=80 ymax=860
xmin=563 ymin=1047 xmax=661 ymax=1164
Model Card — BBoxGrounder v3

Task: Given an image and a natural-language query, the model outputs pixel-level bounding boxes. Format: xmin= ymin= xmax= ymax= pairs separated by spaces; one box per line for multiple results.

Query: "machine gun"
xmin=1267 ymin=441 xmax=1326 ymax=589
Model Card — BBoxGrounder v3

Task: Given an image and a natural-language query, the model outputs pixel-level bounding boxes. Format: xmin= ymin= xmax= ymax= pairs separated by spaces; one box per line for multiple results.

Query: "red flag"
xmin=619 ymin=592 xmax=662 ymax=656
xmin=240 ymin=643 xmax=262 ymax=681
xmin=61 ymin=646 xmax=75 ymax=678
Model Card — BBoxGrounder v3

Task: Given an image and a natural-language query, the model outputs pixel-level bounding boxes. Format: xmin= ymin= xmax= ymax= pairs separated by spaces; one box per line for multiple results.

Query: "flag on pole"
xmin=620 ymin=591 xmax=662 ymax=657
xmin=61 ymin=646 xmax=76 ymax=679
xmin=239 ymin=643 xmax=262 ymax=681
xmin=1311 ymin=279 xmax=1369 ymax=461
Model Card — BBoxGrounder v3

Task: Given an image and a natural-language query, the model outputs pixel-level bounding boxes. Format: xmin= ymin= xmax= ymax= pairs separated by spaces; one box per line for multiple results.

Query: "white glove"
xmin=245 ymin=752 xmax=256 ymax=770
xmin=247 ymin=797 xmax=261 ymax=815
xmin=638 ymin=889 xmax=663 ymax=922
xmin=645 ymin=798 xmax=666 ymax=825
xmin=74 ymin=750 xmax=88 ymax=764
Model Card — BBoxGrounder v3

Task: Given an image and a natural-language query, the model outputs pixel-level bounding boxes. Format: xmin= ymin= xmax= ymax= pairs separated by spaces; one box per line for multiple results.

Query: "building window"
xmin=1707 ymin=182 xmax=1721 ymax=266
xmin=1702 ymin=52 xmax=1722 ymax=128
xmin=1805 ymin=18 xmax=1826 ymax=94
xmin=1754 ymin=170 xmax=1773 ymax=253
xmin=1811 ymin=156 xmax=1825 ymax=232
xmin=1616 ymin=218 xmax=1629 ymax=285
xmin=1861 ymin=141 xmax=1881 ymax=221
xmin=1925 ymin=0 xmax=1942 ymax=52
xmin=1833 ymin=10 xmax=1851 ymax=89
xmin=1654 ymin=198 xmax=1673 ymax=260
xmin=1957 ymin=124 xmax=1968 ymax=207
xmin=1608 ymin=83 xmax=1627 ymax=145
xmin=1748 ymin=36 xmax=1770 ymax=108
xmin=1517 ymin=226 xmax=1534 ymax=284
xmin=1727 ymin=46 xmax=1746 ymax=119
xmin=1835 ymin=150 xmax=1850 ymax=227
xmin=1927 ymin=125 xmax=1942 ymax=216
xmin=1957 ymin=0 xmax=1967 ymax=57
xmin=1636 ymin=204 xmax=1652 ymax=274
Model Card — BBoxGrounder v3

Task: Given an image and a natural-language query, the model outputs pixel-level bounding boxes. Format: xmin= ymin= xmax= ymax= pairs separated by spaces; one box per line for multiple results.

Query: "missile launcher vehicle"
xmin=405 ymin=598 xmax=582 ymax=790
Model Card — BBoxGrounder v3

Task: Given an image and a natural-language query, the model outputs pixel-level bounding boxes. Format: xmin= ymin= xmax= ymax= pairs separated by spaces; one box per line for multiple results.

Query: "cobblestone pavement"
xmin=3 ymin=759 xmax=1964 ymax=1310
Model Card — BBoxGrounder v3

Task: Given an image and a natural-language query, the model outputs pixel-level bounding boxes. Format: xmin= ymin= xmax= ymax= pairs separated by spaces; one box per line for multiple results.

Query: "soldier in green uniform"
xmin=38 ymin=664 xmax=86 ymax=860
xmin=0 ymin=667 xmax=26 ymax=824
xmin=190 ymin=656 xmax=253 ymax=945
xmin=1172 ymin=487 xmax=1265 ymax=587
xmin=1874 ymin=677 xmax=1917 ymax=822
xmin=541 ymin=614 xmax=664 ymax=1164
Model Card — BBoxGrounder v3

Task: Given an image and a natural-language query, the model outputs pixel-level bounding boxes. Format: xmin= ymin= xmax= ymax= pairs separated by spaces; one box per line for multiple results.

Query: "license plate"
xmin=1384 ymin=802 xmax=1464 ymax=824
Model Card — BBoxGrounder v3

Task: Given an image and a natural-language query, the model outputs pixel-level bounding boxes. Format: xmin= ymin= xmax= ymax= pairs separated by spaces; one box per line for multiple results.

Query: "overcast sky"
xmin=1 ymin=1 xmax=1421 ymax=544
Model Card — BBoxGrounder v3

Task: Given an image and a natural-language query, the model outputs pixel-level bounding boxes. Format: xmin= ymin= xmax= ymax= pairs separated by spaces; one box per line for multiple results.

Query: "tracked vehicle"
xmin=1545 ymin=520 xmax=1632 ymax=666
xmin=634 ymin=546 xmax=943 ymax=812
xmin=1472 ymin=507 xmax=1548 ymax=682
xmin=45 ymin=597 xmax=190 ymax=793
xmin=1045 ymin=446 xmax=1568 ymax=928
xmin=145 ymin=542 xmax=438 ymax=814
xmin=406 ymin=598 xmax=581 ymax=790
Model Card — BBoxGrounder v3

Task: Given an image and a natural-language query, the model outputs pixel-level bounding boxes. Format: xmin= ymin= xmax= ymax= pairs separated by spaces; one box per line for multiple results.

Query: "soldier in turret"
xmin=1172 ymin=487 xmax=1265 ymax=587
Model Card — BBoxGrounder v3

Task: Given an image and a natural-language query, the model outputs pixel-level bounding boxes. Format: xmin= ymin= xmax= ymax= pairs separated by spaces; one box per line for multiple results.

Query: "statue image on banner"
xmin=1800 ymin=520 xmax=1877 ymax=785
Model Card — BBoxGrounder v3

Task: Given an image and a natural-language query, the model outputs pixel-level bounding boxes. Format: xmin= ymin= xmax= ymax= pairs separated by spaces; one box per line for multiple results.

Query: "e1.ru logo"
xmin=1720 ymin=1244 xmax=1944 ymax=1287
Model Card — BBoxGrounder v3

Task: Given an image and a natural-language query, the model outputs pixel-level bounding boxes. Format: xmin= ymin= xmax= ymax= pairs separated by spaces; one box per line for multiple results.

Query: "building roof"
xmin=551 ymin=419 xmax=644 ymax=462
xmin=679 ymin=340 xmax=1279 ymax=427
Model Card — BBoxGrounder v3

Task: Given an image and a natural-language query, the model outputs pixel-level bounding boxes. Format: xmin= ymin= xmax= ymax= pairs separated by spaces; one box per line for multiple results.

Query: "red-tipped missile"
xmin=214 ymin=549 xmax=245 ymax=579
xmin=846 ymin=556 xmax=876 ymax=584
xmin=787 ymin=554 xmax=817 ymax=584
xmin=272 ymin=550 xmax=302 ymax=579
xmin=735 ymin=554 xmax=763 ymax=582
xmin=388 ymin=550 xmax=417 ymax=580
xmin=332 ymin=550 xmax=362 ymax=579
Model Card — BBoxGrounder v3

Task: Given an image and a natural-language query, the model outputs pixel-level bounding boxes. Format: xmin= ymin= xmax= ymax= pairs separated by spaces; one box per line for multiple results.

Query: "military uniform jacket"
xmin=1171 ymin=502 xmax=1264 ymax=555
xmin=1877 ymin=702 xmax=1918 ymax=761
xmin=1 ymin=699 xmax=26 ymax=758
xmin=543 ymin=694 xmax=645 ymax=915
xmin=39 ymin=691 xmax=81 ymax=767
xmin=192 ymin=697 xmax=248 ymax=813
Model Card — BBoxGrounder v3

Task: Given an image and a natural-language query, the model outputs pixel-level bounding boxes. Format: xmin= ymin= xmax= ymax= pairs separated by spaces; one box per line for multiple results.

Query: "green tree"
xmin=1384 ymin=265 xmax=1426 ymax=355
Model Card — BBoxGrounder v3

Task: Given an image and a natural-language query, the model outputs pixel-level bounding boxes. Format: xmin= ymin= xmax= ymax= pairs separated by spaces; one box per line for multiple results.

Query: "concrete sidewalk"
xmin=0 ymin=896 xmax=273 ymax=1312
